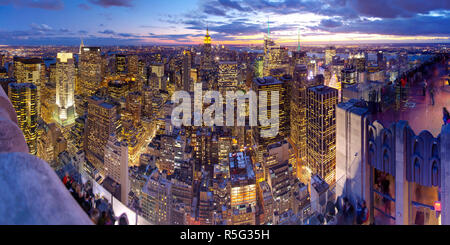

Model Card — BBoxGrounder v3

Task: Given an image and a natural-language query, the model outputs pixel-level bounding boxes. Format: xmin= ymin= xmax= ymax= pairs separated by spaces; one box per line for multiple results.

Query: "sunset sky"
xmin=0 ymin=0 xmax=449 ymax=46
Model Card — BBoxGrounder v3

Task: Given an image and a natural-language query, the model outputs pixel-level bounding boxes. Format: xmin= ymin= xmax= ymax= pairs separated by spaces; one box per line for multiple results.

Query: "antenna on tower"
xmin=267 ymin=16 xmax=270 ymax=39
xmin=297 ymin=27 xmax=301 ymax=52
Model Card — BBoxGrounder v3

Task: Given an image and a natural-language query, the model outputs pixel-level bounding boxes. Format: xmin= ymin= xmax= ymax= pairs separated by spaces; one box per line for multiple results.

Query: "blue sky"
xmin=0 ymin=0 xmax=449 ymax=45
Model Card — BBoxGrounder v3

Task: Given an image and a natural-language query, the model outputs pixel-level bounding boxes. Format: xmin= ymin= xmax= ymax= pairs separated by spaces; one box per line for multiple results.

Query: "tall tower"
xmin=54 ymin=52 xmax=76 ymax=127
xmin=104 ymin=133 xmax=130 ymax=206
xmin=85 ymin=96 xmax=119 ymax=174
xmin=306 ymin=85 xmax=338 ymax=184
xmin=8 ymin=83 xmax=38 ymax=155
xmin=182 ymin=50 xmax=191 ymax=91
xmin=13 ymin=57 xmax=45 ymax=118
xmin=79 ymin=46 xmax=102 ymax=97
xmin=218 ymin=61 xmax=238 ymax=94
xmin=201 ymin=26 xmax=213 ymax=71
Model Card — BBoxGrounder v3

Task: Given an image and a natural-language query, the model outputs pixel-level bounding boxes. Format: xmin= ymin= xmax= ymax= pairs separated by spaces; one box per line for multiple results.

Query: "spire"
xmin=267 ymin=16 xmax=270 ymax=39
xmin=79 ymin=37 xmax=84 ymax=54
xmin=297 ymin=27 xmax=301 ymax=52
xmin=204 ymin=24 xmax=211 ymax=45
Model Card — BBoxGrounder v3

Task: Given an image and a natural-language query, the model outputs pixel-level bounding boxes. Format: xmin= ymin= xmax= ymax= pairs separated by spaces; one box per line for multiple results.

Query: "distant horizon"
xmin=1 ymin=0 xmax=449 ymax=46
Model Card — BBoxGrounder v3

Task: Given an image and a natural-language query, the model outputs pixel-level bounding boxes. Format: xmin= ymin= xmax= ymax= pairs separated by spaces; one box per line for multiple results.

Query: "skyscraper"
xmin=115 ymin=54 xmax=127 ymax=75
xmin=201 ymin=27 xmax=213 ymax=70
xmin=252 ymin=76 xmax=290 ymax=149
xmin=325 ymin=46 xmax=336 ymax=65
xmin=182 ymin=50 xmax=191 ymax=91
xmin=13 ymin=57 xmax=45 ymax=117
xmin=104 ymin=133 xmax=130 ymax=206
xmin=306 ymin=85 xmax=338 ymax=184
xmin=8 ymin=82 xmax=38 ymax=155
xmin=229 ymin=151 xmax=257 ymax=225
xmin=85 ymin=96 xmax=119 ymax=174
xmin=54 ymin=52 xmax=76 ymax=127
xmin=218 ymin=61 xmax=238 ymax=94
xmin=79 ymin=47 xmax=102 ymax=97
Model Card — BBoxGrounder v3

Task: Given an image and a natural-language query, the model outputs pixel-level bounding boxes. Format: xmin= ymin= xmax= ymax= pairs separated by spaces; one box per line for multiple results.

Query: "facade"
xmin=84 ymin=96 xmax=119 ymax=174
xmin=229 ymin=151 xmax=257 ymax=225
xmin=290 ymin=64 xmax=321 ymax=160
xmin=79 ymin=47 xmax=102 ymax=97
xmin=325 ymin=46 xmax=336 ymax=65
xmin=54 ymin=53 xmax=76 ymax=127
xmin=13 ymin=57 xmax=45 ymax=117
xmin=8 ymin=82 xmax=38 ymax=155
xmin=306 ymin=85 xmax=338 ymax=184
xmin=336 ymin=99 xmax=450 ymax=225
xmin=104 ymin=133 xmax=130 ymax=206
xmin=218 ymin=61 xmax=238 ymax=94
xmin=252 ymin=76 xmax=290 ymax=149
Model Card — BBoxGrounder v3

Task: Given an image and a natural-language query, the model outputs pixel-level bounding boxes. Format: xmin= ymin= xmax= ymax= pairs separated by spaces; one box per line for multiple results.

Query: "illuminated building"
xmin=182 ymin=50 xmax=191 ymax=91
xmin=13 ymin=57 xmax=45 ymax=117
xmin=252 ymin=76 xmax=290 ymax=150
xmin=142 ymin=170 xmax=171 ymax=225
xmin=54 ymin=52 xmax=77 ymax=127
xmin=268 ymin=161 xmax=292 ymax=215
xmin=229 ymin=151 xmax=257 ymax=225
xmin=8 ymin=82 xmax=38 ymax=155
xmin=218 ymin=61 xmax=238 ymax=94
xmin=115 ymin=54 xmax=127 ymax=75
xmin=142 ymin=85 xmax=153 ymax=120
xmin=41 ymin=81 xmax=56 ymax=124
xmin=325 ymin=46 xmax=336 ymax=65
xmin=306 ymin=85 xmax=338 ymax=184
xmin=150 ymin=63 xmax=165 ymax=89
xmin=85 ymin=96 xmax=119 ymax=174
xmin=258 ymin=181 xmax=274 ymax=224
xmin=107 ymin=76 xmax=136 ymax=100
xmin=377 ymin=51 xmax=384 ymax=69
xmin=79 ymin=47 xmax=102 ymax=97
xmin=201 ymin=27 xmax=213 ymax=70
xmin=341 ymin=66 xmax=357 ymax=87
xmin=104 ymin=133 xmax=130 ymax=206
xmin=290 ymin=64 xmax=321 ymax=161
xmin=37 ymin=123 xmax=67 ymax=164
xmin=128 ymin=55 xmax=139 ymax=76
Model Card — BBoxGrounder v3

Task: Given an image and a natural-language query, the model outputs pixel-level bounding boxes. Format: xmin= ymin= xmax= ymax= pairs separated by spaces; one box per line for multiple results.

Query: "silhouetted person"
xmin=444 ymin=107 xmax=450 ymax=125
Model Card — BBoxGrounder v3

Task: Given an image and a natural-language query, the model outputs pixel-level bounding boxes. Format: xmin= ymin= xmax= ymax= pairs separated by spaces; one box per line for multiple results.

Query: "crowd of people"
xmin=62 ymin=173 xmax=129 ymax=225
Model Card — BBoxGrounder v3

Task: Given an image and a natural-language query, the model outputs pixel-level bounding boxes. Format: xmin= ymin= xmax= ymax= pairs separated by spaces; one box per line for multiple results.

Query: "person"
xmin=430 ymin=87 xmax=435 ymax=106
xmin=444 ymin=107 xmax=450 ymax=125
xmin=356 ymin=200 xmax=368 ymax=225
xmin=423 ymin=80 xmax=427 ymax=96
xmin=90 ymin=208 xmax=100 ymax=225
xmin=118 ymin=213 xmax=129 ymax=225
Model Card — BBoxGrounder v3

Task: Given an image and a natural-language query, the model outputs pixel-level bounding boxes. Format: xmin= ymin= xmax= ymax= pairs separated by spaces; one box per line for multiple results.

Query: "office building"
xmin=8 ymin=83 xmax=38 ymax=155
xmin=54 ymin=52 xmax=76 ymax=127
xmin=306 ymin=85 xmax=338 ymax=184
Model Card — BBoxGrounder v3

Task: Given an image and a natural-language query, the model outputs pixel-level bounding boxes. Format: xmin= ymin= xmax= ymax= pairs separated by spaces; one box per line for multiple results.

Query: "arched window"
xmin=414 ymin=140 xmax=420 ymax=155
xmin=383 ymin=150 xmax=389 ymax=172
xmin=432 ymin=143 xmax=438 ymax=158
xmin=414 ymin=158 xmax=421 ymax=183
xmin=432 ymin=161 xmax=439 ymax=187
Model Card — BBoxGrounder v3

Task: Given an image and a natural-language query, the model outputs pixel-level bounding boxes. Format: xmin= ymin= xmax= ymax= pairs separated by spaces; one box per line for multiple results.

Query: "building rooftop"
xmin=253 ymin=76 xmax=283 ymax=86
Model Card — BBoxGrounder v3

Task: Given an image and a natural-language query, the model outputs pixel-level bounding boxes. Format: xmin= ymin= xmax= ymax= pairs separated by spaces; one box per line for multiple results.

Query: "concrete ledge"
xmin=0 ymin=152 xmax=93 ymax=225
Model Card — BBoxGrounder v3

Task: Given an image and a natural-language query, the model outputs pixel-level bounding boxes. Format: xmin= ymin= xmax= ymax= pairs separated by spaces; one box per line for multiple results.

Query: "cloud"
xmin=78 ymin=3 xmax=91 ymax=10
xmin=315 ymin=15 xmax=450 ymax=36
xmin=87 ymin=0 xmax=133 ymax=8
xmin=30 ymin=23 xmax=53 ymax=31
xmin=0 ymin=0 xmax=64 ymax=10
xmin=319 ymin=19 xmax=343 ymax=28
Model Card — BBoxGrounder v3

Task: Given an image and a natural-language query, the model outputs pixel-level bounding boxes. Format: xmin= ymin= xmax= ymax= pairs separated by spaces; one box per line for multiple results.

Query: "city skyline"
xmin=0 ymin=0 xmax=449 ymax=46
